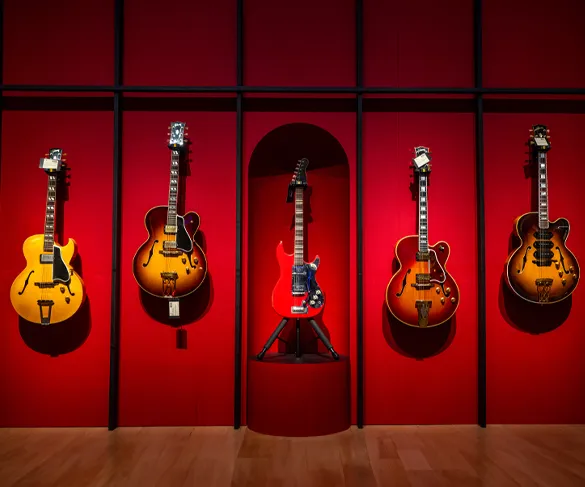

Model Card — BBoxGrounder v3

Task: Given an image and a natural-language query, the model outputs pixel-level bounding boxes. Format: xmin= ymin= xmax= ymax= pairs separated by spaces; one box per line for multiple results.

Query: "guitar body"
xmin=271 ymin=242 xmax=324 ymax=319
xmin=386 ymin=235 xmax=459 ymax=328
xmin=506 ymin=212 xmax=579 ymax=304
xmin=10 ymin=235 xmax=86 ymax=324
xmin=132 ymin=205 xmax=207 ymax=298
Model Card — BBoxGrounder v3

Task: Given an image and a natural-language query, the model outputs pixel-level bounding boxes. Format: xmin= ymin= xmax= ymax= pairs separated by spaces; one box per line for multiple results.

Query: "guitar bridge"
xmin=37 ymin=299 xmax=55 ymax=325
xmin=535 ymin=278 xmax=553 ymax=303
xmin=415 ymin=300 xmax=432 ymax=328
xmin=291 ymin=305 xmax=307 ymax=314
xmin=161 ymin=272 xmax=179 ymax=297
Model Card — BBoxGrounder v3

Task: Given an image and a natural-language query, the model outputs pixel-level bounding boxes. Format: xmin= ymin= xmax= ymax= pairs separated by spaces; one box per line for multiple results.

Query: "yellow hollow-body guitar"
xmin=10 ymin=149 xmax=86 ymax=324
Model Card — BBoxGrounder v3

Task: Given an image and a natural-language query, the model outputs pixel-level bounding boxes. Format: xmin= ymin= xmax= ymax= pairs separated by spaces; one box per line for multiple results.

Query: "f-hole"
xmin=518 ymin=246 xmax=531 ymax=274
xmin=396 ymin=269 xmax=411 ymax=297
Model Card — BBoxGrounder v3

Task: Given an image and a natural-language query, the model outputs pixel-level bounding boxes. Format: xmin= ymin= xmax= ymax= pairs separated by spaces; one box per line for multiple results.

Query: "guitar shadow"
xmin=19 ymin=296 xmax=92 ymax=356
xmin=498 ymin=272 xmax=571 ymax=334
xmin=382 ymin=303 xmax=456 ymax=359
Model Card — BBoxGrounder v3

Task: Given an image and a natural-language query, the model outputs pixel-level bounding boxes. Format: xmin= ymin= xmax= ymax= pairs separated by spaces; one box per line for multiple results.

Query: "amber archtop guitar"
xmin=505 ymin=125 xmax=579 ymax=304
xmin=271 ymin=158 xmax=325 ymax=319
xmin=10 ymin=149 xmax=86 ymax=324
xmin=132 ymin=122 xmax=207 ymax=298
xmin=385 ymin=147 xmax=459 ymax=328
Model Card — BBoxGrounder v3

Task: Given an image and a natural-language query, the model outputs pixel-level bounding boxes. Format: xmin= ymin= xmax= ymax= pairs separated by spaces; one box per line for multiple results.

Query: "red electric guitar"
xmin=271 ymin=158 xmax=325 ymax=319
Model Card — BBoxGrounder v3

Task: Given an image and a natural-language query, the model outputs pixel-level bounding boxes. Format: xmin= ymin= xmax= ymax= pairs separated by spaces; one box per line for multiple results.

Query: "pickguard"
xmin=428 ymin=249 xmax=447 ymax=284
xmin=291 ymin=257 xmax=324 ymax=310
xmin=52 ymin=246 xmax=71 ymax=283
xmin=176 ymin=216 xmax=193 ymax=253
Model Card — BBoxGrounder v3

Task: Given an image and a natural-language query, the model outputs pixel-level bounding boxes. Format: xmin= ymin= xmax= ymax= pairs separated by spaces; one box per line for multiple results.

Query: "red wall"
xmin=0 ymin=111 xmax=113 ymax=426
xmin=364 ymin=0 xmax=474 ymax=87
xmin=118 ymin=111 xmax=236 ymax=426
xmin=483 ymin=0 xmax=585 ymax=88
xmin=3 ymin=0 xmax=114 ymax=85
xmin=242 ymin=113 xmax=357 ymax=424
xmin=363 ymin=112 xmax=478 ymax=424
xmin=124 ymin=0 xmax=236 ymax=86
xmin=244 ymin=0 xmax=355 ymax=86
xmin=484 ymin=114 xmax=585 ymax=423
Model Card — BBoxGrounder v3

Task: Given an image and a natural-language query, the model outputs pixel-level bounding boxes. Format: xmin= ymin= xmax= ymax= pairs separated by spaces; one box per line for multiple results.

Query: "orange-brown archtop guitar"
xmin=505 ymin=125 xmax=579 ymax=304
xmin=132 ymin=122 xmax=207 ymax=298
xmin=271 ymin=158 xmax=325 ymax=319
xmin=10 ymin=149 xmax=86 ymax=324
xmin=385 ymin=147 xmax=459 ymax=328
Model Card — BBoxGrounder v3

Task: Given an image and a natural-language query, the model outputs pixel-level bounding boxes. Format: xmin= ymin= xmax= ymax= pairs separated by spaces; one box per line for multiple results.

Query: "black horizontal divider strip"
xmin=3 ymin=97 xmax=584 ymax=114
xmin=2 ymin=84 xmax=585 ymax=96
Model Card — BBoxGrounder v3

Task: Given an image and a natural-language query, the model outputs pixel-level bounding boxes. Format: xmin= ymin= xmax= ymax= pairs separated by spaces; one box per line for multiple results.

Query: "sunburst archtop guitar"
xmin=132 ymin=122 xmax=207 ymax=298
xmin=10 ymin=149 xmax=86 ymax=324
xmin=385 ymin=147 xmax=459 ymax=328
xmin=505 ymin=124 xmax=579 ymax=304
xmin=271 ymin=158 xmax=325 ymax=319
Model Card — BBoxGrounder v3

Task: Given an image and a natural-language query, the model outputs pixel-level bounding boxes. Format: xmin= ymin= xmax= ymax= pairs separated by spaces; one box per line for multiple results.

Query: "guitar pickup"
xmin=40 ymin=254 xmax=54 ymax=264
xmin=291 ymin=306 xmax=307 ymax=314
xmin=163 ymin=241 xmax=177 ymax=250
xmin=164 ymin=225 xmax=178 ymax=234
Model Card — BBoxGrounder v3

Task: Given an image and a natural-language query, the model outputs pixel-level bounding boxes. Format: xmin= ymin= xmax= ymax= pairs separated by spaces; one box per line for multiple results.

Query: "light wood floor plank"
xmin=1 ymin=425 xmax=584 ymax=486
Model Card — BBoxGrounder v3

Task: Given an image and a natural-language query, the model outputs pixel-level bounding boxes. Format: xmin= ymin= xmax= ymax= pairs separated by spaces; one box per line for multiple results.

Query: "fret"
xmin=294 ymin=188 xmax=304 ymax=265
xmin=43 ymin=175 xmax=58 ymax=252
xmin=167 ymin=151 xmax=180 ymax=227
xmin=418 ymin=174 xmax=429 ymax=252
xmin=537 ymin=152 xmax=549 ymax=229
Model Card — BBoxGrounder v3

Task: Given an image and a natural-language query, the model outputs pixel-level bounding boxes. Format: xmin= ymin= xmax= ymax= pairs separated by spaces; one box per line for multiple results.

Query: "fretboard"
xmin=294 ymin=187 xmax=304 ymax=265
xmin=167 ymin=151 xmax=180 ymax=226
xmin=43 ymin=174 xmax=57 ymax=252
xmin=418 ymin=173 xmax=429 ymax=252
xmin=537 ymin=151 xmax=549 ymax=229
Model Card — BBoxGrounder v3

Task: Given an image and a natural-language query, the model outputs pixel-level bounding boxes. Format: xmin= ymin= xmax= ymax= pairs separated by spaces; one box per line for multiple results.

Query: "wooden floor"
xmin=1 ymin=425 xmax=585 ymax=486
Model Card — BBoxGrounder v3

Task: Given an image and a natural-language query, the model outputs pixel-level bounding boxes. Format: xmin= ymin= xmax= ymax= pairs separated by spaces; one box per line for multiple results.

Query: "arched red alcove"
xmin=246 ymin=122 xmax=350 ymax=436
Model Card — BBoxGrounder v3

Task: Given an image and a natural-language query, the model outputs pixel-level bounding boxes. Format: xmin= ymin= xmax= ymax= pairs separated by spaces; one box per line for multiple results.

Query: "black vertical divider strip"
xmin=356 ymin=0 xmax=364 ymax=429
xmin=108 ymin=0 xmax=124 ymax=431
xmin=233 ymin=0 xmax=244 ymax=429
xmin=0 ymin=0 xmax=4 ymax=186
xmin=474 ymin=0 xmax=487 ymax=428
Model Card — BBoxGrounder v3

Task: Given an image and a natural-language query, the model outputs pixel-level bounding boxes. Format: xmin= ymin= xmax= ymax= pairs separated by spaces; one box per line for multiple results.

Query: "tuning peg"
xmin=546 ymin=129 xmax=550 ymax=133
xmin=529 ymin=129 xmax=534 ymax=132
xmin=529 ymin=134 xmax=534 ymax=138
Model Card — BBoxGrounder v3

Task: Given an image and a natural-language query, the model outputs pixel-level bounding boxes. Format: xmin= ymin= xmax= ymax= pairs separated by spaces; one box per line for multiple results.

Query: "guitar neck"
xmin=537 ymin=151 xmax=549 ymax=229
xmin=418 ymin=172 xmax=429 ymax=252
xmin=43 ymin=174 xmax=57 ymax=252
xmin=167 ymin=150 xmax=180 ymax=226
xmin=294 ymin=187 xmax=304 ymax=265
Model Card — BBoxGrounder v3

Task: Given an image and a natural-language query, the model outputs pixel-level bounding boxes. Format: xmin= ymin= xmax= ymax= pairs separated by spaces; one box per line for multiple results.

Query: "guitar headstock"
xmin=167 ymin=121 xmax=187 ymax=151
xmin=39 ymin=148 xmax=65 ymax=174
xmin=412 ymin=146 xmax=432 ymax=174
xmin=529 ymin=124 xmax=551 ymax=153
xmin=287 ymin=158 xmax=309 ymax=202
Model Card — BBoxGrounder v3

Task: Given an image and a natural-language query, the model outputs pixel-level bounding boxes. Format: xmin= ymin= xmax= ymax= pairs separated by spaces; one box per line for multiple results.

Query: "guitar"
xmin=505 ymin=124 xmax=579 ymax=304
xmin=271 ymin=158 xmax=325 ymax=319
xmin=10 ymin=149 xmax=86 ymax=324
xmin=132 ymin=122 xmax=207 ymax=298
xmin=385 ymin=147 xmax=459 ymax=328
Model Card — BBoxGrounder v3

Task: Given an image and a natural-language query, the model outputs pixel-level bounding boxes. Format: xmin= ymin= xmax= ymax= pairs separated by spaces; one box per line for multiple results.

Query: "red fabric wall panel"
xmin=364 ymin=0 xmax=474 ymax=87
xmin=244 ymin=0 xmax=355 ymax=86
xmin=484 ymin=113 xmax=585 ymax=423
xmin=363 ymin=112 xmax=477 ymax=424
xmin=3 ymin=0 xmax=114 ymax=85
xmin=118 ymin=111 xmax=235 ymax=426
xmin=124 ymin=0 xmax=236 ymax=86
xmin=0 ymin=111 xmax=113 ymax=426
xmin=483 ymin=0 xmax=585 ymax=88
xmin=242 ymin=113 xmax=357 ymax=424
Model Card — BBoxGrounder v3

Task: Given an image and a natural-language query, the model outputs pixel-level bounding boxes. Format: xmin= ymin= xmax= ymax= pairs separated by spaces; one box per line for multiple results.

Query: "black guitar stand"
xmin=256 ymin=317 xmax=340 ymax=360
